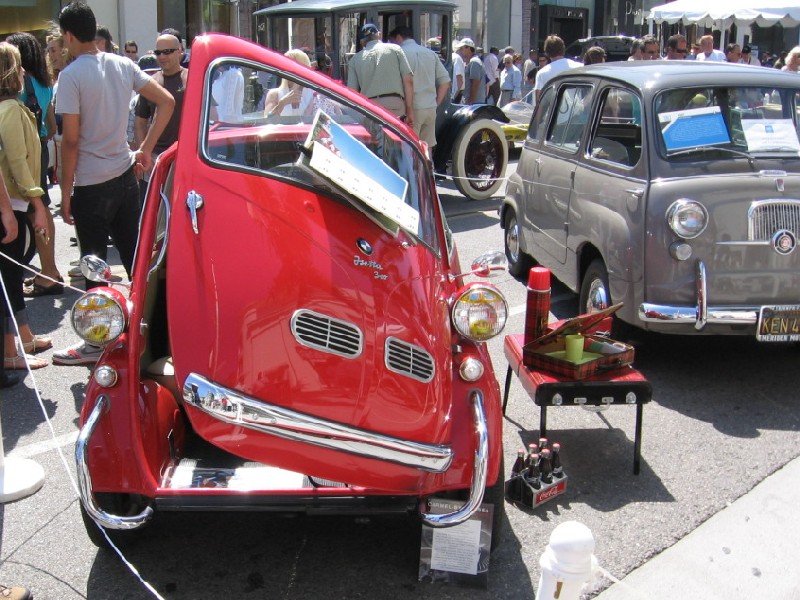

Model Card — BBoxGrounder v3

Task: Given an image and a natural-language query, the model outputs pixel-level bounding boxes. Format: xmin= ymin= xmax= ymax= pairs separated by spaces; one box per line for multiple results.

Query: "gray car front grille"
xmin=385 ymin=337 xmax=435 ymax=383
xmin=291 ymin=310 xmax=363 ymax=358
xmin=748 ymin=200 xmax=800 ymax=241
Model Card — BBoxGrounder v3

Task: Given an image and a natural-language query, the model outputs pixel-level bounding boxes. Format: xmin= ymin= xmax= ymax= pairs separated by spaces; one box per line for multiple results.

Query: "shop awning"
xmin=648 ymin=0 xmax=800 ymax=28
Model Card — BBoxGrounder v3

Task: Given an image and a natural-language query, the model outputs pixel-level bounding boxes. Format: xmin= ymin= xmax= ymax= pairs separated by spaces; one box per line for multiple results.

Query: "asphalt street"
xmin=1 ymin=154 xmax=799 ymax=599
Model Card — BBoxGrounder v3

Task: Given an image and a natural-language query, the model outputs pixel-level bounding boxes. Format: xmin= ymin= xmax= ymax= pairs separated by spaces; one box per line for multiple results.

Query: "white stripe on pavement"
xmin=7 ymin=430 xmax=79 ymax=459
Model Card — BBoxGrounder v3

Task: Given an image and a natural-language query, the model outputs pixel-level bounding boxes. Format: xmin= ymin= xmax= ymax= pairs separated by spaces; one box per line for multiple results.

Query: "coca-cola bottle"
xmin=506 ymin=449 xmax=526 ymax=502
xmin=538 ymin=448 xmax=553 ymax=484
xmin=551 ymin=442 xmax=564 ymax=478
xmin=538 ymin=437 xmax=548 ymax=453
xmin=526 ymin=452 xmax=541 ymax=490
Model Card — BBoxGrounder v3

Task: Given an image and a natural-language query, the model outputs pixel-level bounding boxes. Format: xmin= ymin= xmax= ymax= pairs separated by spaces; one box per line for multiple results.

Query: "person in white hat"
xmin=455 ymin=37 xmax=485 ymax=105
xmin=347 ymin=23 xmax=414 ymax=125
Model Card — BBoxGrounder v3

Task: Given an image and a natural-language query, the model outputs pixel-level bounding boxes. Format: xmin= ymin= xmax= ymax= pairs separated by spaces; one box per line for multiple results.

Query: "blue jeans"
xmin=71 ymin=165 xmax=140 ymax=290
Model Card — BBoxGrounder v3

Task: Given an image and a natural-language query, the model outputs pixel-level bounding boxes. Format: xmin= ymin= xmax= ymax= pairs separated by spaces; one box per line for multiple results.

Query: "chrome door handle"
xmin=625 ymin=188 xmax=644 ymax=199
xmin=186 ymin=191 xmax=204 ymax=235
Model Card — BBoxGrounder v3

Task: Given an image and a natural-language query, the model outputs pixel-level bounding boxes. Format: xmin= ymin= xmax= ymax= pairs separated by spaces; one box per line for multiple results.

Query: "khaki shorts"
xmin=413 ymin=107 xmax=437 ymax=147
xmin=372 ymin=95 xmax=405 ymax=119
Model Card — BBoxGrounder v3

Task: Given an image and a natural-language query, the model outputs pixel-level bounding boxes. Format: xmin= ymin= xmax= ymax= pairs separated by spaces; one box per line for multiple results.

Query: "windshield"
xmin=202 ymin=59 xmax=437 ymax=248
xmin=654 ymin=86 xmax=800 ymax=157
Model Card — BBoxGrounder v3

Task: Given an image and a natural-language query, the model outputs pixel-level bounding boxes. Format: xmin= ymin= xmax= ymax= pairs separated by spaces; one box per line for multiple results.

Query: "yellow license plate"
xmin=757 ymin=305 xmax=800 ymax=341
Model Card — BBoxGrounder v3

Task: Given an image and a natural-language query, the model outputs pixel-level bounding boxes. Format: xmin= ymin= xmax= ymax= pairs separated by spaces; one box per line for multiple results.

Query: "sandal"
xmin=23 ymin=281 xmax=65 ymax=297
xmin=21 ymin=335 xmax=53 ymax=354
xmin=4 ymin=354 xmax=49 ymax=370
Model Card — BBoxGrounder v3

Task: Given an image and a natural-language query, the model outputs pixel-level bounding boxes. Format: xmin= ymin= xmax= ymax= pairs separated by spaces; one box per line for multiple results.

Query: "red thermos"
xmin=524 ymin=266 xmax=551 ymax=348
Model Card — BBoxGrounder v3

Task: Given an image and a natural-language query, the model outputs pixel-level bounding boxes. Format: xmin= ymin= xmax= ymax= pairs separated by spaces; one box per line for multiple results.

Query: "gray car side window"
xmin=589 ymin=87 xmax=642 ymax=167
xmin=528 ymin=87 xmax=555 ymax=141
xmin=546 ymin=85 xmax=593 ymax=154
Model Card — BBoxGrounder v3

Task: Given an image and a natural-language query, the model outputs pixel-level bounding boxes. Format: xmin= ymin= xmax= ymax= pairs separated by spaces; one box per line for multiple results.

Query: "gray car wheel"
xmin=504 ymin=209 xmax=533 ymax=277
xmin=580 ymin=259 xmax=610 ymax=314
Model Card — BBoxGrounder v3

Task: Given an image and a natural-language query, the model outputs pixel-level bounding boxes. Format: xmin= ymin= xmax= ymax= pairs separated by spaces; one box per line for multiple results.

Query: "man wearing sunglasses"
xmin=134 ymin=34 xmax=187 ymax=198
xmin=665 ymin=34 xmax=689 ymax=60
xmin=134 ymin=34 xmax=189 ymax=161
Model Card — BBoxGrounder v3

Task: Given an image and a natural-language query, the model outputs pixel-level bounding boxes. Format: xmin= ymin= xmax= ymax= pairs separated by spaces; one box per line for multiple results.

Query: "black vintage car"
xmin=254 ymin=0 xmax=510 ymax=200
xmin=565 ymin=35 xmax=637 ymax=62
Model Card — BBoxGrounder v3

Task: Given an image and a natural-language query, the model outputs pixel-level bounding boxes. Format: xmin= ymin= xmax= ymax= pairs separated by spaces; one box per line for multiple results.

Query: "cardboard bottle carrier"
xmin=522 ymin=303 xmax=634 ymax=380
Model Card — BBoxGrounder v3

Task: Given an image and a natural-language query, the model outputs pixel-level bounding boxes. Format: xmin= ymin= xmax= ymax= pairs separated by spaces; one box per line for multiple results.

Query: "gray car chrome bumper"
xmin=639 ymin=260 xmax=759 ymax=330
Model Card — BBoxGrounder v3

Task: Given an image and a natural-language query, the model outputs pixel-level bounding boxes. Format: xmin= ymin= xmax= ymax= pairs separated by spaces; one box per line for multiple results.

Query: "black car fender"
xmin=433 ymin=104 xmax=509 ymax=172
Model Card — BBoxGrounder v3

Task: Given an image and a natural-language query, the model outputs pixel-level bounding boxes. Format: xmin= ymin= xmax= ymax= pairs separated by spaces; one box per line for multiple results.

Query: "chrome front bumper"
xmin=183 ymin=373 xmax=454 ymax=473
xmin=183 ymin=373 xmax=488 ymax=527
xmin=76 ymin=383 xmax=489 ymax=530
xmin=639 ymin=260 xmax=759 ymax=330
xmin=76 ymin=395 xmax=154 ymax=530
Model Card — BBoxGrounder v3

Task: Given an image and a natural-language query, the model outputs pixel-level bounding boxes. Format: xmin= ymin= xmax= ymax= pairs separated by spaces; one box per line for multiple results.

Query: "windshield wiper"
xmin=667 ymin=145 xmax=757 ymax=170
xmin=667 ymin=145 xmax=752 ymax=159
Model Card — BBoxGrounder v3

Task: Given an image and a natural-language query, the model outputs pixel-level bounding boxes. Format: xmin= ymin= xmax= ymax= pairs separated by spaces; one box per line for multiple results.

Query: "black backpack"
xmin=23 ymin=75 xmax=43 ymax=135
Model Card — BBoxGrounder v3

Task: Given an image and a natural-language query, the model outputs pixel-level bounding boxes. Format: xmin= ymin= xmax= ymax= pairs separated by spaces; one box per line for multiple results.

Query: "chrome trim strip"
xmin=639 ymin=304 xmax=759 ymax=325
xmin=75 ymin=395 xmax=154 ymax=530
xmin=715 ymin=240 xmax=771 ymax=246
xmin=695 ymin=260 xmax=707 ymax=330
xmin=183 ymin=373 xmax=453 ymax=472
xmin=420 ymin=390 xmax=488 ymax=527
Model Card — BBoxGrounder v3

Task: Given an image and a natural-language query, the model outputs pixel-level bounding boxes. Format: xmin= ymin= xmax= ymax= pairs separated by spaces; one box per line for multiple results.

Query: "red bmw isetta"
xmin=73 ymin=34 xmax=508 ymax=546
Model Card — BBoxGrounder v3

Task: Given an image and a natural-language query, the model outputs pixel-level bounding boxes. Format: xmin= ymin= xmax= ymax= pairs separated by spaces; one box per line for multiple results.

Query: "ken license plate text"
xmin=757 ymin=305 xmax=800 ymax=342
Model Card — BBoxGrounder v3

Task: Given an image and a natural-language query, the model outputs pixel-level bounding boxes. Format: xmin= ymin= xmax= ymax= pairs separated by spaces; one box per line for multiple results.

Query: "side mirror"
xmin=469 ymin=250 xmax=508 ymax=278
xmin=80 ymin=255 xmax=113 ymax=282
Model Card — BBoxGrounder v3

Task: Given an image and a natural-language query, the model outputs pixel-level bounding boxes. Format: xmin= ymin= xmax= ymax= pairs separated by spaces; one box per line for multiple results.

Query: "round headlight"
xmin=666 ymin=199 xmax=708 ymax=239
xmin=451 ymin=284 xmax=508 ymax=342
xmin=71 ymin=289 xmax=129 ymax=347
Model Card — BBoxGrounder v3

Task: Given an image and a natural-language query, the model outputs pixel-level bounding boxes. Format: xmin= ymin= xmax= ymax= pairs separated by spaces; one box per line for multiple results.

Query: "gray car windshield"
xmin=655 ymin=87 xmax=800 ymax=157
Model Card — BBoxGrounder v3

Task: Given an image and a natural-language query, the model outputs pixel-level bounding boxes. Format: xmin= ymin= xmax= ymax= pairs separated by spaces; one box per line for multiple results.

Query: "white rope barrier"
xmin=0 ymin=263 xmax=164 ymax=599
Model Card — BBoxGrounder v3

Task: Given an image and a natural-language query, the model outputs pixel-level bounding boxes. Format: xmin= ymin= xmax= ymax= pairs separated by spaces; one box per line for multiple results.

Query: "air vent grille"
xmin=749 ymin=200 xmax=800 ymax=241
xmin=291 ymin=310 xmax=362 ymax=358
xmin=385 ymin=337 xmax=435 ymax=383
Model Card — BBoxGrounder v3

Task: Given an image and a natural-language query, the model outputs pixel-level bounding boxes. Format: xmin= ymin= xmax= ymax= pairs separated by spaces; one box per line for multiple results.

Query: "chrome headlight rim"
xmin=70 ymin=288 xmax=129 ymax=347
xmin=451 ymin=283 xmax=509 ymax=342
xmin=666 ymin=198 xmax=708 ymax=240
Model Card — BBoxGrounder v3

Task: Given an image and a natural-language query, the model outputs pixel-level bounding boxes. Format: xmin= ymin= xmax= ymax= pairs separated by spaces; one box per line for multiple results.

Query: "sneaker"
xmin=52 ymin=342 xmax=102 ymax=366
xmin=0 ymin=584 xmax=32 ymax=600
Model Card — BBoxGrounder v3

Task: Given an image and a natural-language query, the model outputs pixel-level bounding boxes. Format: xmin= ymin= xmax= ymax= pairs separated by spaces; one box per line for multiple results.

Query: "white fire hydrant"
xmin=536 ymin=521 xmax=598 ymax=600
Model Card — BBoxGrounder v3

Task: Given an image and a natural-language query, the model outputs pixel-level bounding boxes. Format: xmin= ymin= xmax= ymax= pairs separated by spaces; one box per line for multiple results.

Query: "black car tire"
xmin=504 ymin=208 xmax=534 ymax=277
xmin=580 ymin=258 xmax=635 ymax=340
xmin=79 ymin=494 xmax=150 ymax=550
xmin=452 ymin=118 xmax=508 ymax=201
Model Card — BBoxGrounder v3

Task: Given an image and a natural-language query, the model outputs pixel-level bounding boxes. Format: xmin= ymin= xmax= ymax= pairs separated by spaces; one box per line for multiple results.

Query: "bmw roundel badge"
xmin=356 ymin=238 xmax=373 ymax=255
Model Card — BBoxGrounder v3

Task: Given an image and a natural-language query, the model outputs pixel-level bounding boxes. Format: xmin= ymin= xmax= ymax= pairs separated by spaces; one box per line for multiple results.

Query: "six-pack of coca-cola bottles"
xmin=504 ymin=437 xmax=566 ymax=508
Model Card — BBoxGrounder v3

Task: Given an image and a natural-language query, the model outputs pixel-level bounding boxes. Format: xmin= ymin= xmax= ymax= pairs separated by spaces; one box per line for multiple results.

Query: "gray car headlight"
xmin=666 ymin=199 xmax=708 ymax=239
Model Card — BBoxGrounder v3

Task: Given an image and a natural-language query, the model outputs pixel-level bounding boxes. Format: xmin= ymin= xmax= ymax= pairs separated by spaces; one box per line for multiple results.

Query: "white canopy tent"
xmin=648 ymin=0 xmax=800 ymax=29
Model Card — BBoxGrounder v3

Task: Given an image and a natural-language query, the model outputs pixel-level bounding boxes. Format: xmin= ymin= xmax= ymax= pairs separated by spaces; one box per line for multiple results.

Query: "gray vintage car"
xmin=501 ymin=61 xmax=800 ymax=340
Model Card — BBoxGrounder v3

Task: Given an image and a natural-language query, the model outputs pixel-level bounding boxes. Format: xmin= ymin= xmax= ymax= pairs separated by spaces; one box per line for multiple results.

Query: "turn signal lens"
xmin=451 ymin=284 xmax=508 ymax=342
xmin=459 ymin=357 xmax=485 ymax=381
xmin=666 ymin=199 xmax=708 ymax=239
xmin=71 ymin=289 xmax=129 ymax=347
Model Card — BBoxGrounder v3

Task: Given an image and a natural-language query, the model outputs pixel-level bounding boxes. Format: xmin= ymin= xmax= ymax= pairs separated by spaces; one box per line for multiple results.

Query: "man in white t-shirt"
xmin=534 ymin=35 xmax=581 ymax=102
xmin=696 ymin=35 xmax=726 ymax=62
xmin=451 ymin=47 xmax=465 ymax=102
xmin=54 ymin=1 xmax=174 ymax=365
